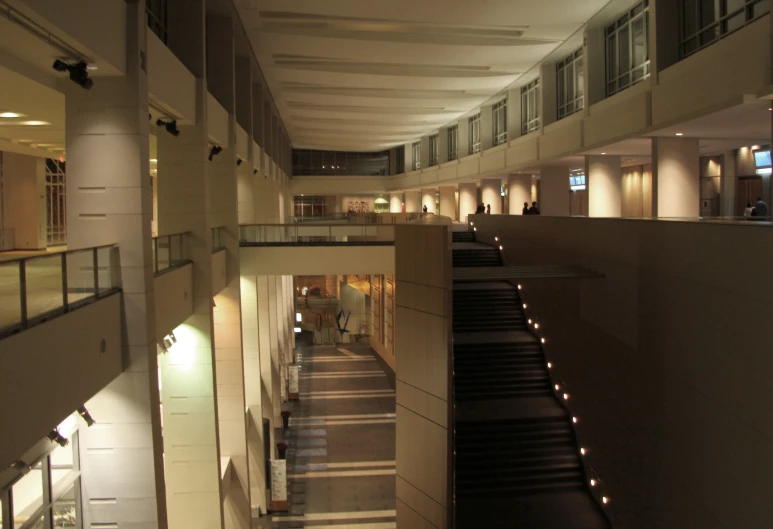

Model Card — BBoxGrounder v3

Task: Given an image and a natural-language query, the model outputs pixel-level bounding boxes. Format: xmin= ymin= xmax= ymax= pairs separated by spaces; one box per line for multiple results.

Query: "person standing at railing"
xmin=522 ymin=202 xmax=530 ymax=215
xmin=528 ymin=202 xmax=541 ymax=215
xmin=744 ymin=202 xmax=754 ymax=217
xmin=754 ymin=197 xmax=768 ymax=217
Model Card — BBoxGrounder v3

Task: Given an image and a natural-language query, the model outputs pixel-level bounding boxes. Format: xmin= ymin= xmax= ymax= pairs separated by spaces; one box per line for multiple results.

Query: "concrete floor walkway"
xmin=264 ymin=345 xmax=396 ymax=529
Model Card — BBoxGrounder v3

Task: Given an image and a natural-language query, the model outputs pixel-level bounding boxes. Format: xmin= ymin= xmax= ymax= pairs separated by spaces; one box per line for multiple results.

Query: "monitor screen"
xmin=754 ymin=150 xmax=771 ymax=168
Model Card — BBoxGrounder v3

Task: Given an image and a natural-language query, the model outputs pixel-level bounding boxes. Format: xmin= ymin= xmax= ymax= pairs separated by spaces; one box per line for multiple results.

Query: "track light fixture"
xmin=77 ymin=406 xmax=96 ymax=427
xmin=52 ymin=60 xmax=94 ymax=90
xmin=162 ymin=332 xmax=177 ymax=351
xmin=46 ymin=429 xmax=69 ymax=447
xmin=10 ymin=459 xmax=27 ymax=470
xmin=208 ymin=145 xmax=223 ymax=161
xmin=156 ymin=119 xmax=180 ymax=137
xmin=236 ymin=158 xmax=243 ymax=166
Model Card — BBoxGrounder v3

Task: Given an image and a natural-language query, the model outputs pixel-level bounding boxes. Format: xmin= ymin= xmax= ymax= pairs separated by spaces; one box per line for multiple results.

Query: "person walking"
xmin=754 ymin=197 xmax=768 ymax=217
xmin=528 ymin=201 xmax=541 ymax=215
xmin=744 ymin=202 xmax=754 ymax=217
xmin=522 ymin=202 xmax=530 ymax=215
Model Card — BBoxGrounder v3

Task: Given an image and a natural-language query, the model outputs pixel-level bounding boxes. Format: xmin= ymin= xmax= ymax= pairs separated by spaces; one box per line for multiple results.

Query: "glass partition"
xmin=152 ymin=232 xmax=189 ymax=274
xmin=240 ymin=224 xmax=394 ymax=244
xmin=0 ymin=244 xmax=120 ymax=337
xmin=212 ymin=226 xmax=226 ymax=252
xmin=292 ymin=149 xmax=391 ymax=176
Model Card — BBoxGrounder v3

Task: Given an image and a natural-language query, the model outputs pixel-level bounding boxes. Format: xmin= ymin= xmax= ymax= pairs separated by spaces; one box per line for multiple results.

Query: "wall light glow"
xmin=296 ymin=312 xmax=302 ymax=322
xmin=294 ymin=327 xmax=302 ymax=332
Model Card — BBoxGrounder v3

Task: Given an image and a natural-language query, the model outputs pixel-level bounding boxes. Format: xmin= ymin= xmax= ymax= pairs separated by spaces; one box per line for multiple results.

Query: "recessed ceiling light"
xmin=20 ymin=120 xmax=50 ymax=126
xmin=0 ymin=112 xmax=23 ymax=118
xmin=601 ymin=152 xmax=606 ymax=155
xmin=675 ymin=132 xmax=684 ymax=136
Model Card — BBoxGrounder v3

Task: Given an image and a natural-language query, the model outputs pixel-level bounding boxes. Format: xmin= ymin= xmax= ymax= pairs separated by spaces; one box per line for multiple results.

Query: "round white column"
xmin=508 ymin=174 xmax=532 ymax=215
xmin=481 ymin=178 xmax=503 ymax=214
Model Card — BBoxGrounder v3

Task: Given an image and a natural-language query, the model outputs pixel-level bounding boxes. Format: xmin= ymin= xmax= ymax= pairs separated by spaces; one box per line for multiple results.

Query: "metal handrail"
xmin=239 ymin=223 xmax=396 ymax=245
xmin=0 ymin=244 xmax=119 ymax=338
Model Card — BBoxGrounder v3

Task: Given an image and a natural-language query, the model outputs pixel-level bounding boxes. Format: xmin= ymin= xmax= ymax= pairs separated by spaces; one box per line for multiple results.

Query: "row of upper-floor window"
xmin=412 ymin=0 xmax=769 ymax=168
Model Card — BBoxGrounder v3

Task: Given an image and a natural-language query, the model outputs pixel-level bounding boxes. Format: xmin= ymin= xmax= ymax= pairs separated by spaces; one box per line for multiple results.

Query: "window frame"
xmin=1 ymin=432 xmax=82 ymax=529
xmin=556 ymin=48 xmax=585 ymax=120
xmin=679 ymin=0 xmax=770 ymax=58
xmin=468 ymin=114 xmax=481 ymax=154
xmin=447 ymin=125 xmax=458 ymax=161
xmin=521 ymin=79 xmax=541 ymax=135
xmin=412 ymin=141 xmax=422 ymax=171
xmin=605 ymin=0 xmax=650 ymax=97
xmin=492 ymin=99 xmax=508 ymax=146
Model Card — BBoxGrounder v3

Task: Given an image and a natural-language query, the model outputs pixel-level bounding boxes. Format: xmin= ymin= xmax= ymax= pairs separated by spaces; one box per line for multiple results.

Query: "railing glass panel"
xmin=152 ymin=232 xmax=190 ymax=274
xmin=0 ymin=244 xmax=119 ymax=338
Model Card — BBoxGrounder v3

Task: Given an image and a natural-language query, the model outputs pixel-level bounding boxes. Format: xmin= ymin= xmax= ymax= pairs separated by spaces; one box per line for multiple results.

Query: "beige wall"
xmin=240 ymin=246 xmax=395 ymax=276
xmin=654 ymin=137 xmax=700 ymax=217
xmin=0 ymin=294 xmax=122 ymax=469
xmin=2 ymin=152 xmax=46 ymax=250
xmin=394 ymin=223 xmax=452 ymax=529
xmin=481 ymin=178 xmax=502 ymax=214
xmin=458 ymin=183 xmax=477 ymax=223
xmin=472 ymin=214 xmax=773 ymax=529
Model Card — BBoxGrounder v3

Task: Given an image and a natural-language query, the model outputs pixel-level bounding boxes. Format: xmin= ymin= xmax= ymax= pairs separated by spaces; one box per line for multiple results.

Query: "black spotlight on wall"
xmin=52 ymin=60 xmax=94 ymax=90
xmin=77 ymin=406 xmax=96 ymax=427
xmin=253 ymin=169 xmax=258 ymax=175
xmin=10 ymin=459 xmax=27 ymax=471
xmin=208 ymin=145 xmax=223 ymax=161
xmin=46 ymin=429 xmax=69 ymax=447
xmin=156 ymin=119 xmax=180 ymax=137
xmin=236 ymin=158 xmax=243 ymax=166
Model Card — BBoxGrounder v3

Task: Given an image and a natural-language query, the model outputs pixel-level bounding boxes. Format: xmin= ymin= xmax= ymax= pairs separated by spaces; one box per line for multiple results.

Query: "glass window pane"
xmin=632 ymin=17 xmax=646 ymax=68
xmin=576 ymin=57 xmax=585 ymax=98
xmin=618 ymin=25 xmax=630 ymax=75
xmin=53 ymin=483 xmax=79 ymax=529
xmin=13 ymin=464 xmax=44 ymax=529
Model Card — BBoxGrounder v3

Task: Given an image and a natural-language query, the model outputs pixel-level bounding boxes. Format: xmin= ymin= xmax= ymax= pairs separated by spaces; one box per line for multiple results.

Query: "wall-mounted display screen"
xmin=569 ymin=174 xmax=586 ymax=190
xmin=754 ymin=150 xmax=771 ymax=168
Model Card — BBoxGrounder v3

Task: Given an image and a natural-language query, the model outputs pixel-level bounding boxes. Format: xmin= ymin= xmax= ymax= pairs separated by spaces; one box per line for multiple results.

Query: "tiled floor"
xmin=262 ymin=345 xmax=396 ymax=529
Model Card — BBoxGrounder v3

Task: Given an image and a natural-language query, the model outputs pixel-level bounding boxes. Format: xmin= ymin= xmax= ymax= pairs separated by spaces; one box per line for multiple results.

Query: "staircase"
xmin=451 ymin=228 xmax=610 ymax=529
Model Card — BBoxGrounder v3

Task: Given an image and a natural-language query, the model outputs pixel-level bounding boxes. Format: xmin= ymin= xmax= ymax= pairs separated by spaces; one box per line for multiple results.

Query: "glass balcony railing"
xmin=212 ymin=226 xmax=226 ymax=252
xmin=0 ymin=245 xmax=120 ymax=338
xmin=152 ymin=232 xmax=190 ymax=274
xmin=239 ymin=224 xmax=395 ymax=245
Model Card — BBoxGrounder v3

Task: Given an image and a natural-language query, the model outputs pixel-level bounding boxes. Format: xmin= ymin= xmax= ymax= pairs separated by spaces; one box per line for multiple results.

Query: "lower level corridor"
xmin=267 ymin=344 xmax=396 ymax=529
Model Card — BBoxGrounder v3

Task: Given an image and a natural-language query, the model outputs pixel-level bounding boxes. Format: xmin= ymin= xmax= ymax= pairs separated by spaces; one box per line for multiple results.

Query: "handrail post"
xmin=19 ymin=260 xmax=27 ymax=328
xmin=154 ymin=238 xmax=159 ymax=273
xmin=93 ymin=247 xmax=100 ymax=298
xmin=61 ymin=252 xmax=69 ymax=313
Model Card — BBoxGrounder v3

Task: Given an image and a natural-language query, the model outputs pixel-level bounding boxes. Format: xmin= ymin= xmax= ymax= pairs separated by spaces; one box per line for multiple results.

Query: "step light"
xmin=534 ymin=323 xmax=539 ymax=329
xmin=547 ymin=362 xmax=552 ymax=369
xmin=554 ymin=384 xmax=559 ymax=391
xmin=602 ymin=496 xmax=609 ymax=504
xmin=563 ymin=393 xmax=569 ymax=400
xmin=590 ymin=479 xmax=597 ymax=487
xmin=580 ymin=447 xmax=586 ymax=455
xmin=541 ymin=337 xmax=546 ymax=344
xmin=494 ymin=236 xmax=498 ymax=242
xmin=572 ymin=416 xmax=578 ymax=424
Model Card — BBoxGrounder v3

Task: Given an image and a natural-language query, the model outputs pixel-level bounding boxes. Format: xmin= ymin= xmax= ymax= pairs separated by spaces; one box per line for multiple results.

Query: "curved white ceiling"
xmin=236 ymin=0 xmax=612 ymax=152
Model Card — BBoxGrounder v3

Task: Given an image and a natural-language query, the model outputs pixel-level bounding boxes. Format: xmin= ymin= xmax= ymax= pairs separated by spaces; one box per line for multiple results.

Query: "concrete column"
xmin=267 ymin=276 xmax=282 ymax=422
xmin=438 ymin=127 xmax=449 ymax=164
xmin=439 ymin=186 xmax=456 ymax=220
xmin=587 ymin=155 xmax=622 ymax=217
xmin=389 ymin=192 xmax=403 ymax=213
xmin=540 ymin=62 xmax=557 ymax=128
xmin=480 ymin=104 xmax=493 ymax=151
xmin=720 ymin=151 xmax=737 ymax=216
xmin=457 ymin=117 xmax=470 ymax=158
xmin=507 ymin=88 xmax=522 ymax=141
xmin=540 ymin=166 xmax=571 ymax=216
xmin=652 ymin=137 xmax=700 ymax=217
xmin=421 ymin=188 xmax=436 ymax=213
xmin=1 ymin=153 xmax=46 ymax=249
xmin=405 ymin=191 xmax=420 ymax=213
xmin=458 ymin=183 xmax=478 ymax=223
xmin=481 ymin=178 xmax=502 ymax=214
xmin=207 ymin=15 xmax=251 ymax=529
xmin=508 ymin=174 xmax=532 ymax=215
xmin=239 ymin=276 xmax=267 ymax=514
xmin=585 ymin=27 xmax=606 ymax=107
xmin=65 ymin=2 xmax=167 ymax=528
xmin=236 ymin=56 xmax=254 ymax=225
xmin=420 ymin=136 xmax=430 ymax=169
xmin=394 ymin=224 xmax=452 ymax=529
